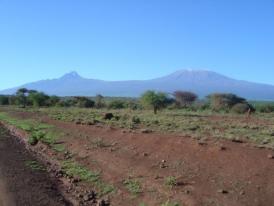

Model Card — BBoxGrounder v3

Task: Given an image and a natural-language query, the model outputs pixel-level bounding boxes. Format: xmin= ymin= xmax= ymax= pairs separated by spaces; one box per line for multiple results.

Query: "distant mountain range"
xmin=1 ymin=70 xmax=274 ymax=100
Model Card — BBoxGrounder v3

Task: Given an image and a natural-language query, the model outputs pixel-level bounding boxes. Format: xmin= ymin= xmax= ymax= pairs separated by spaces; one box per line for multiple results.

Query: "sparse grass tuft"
xmin=62 ymin=160 xmax=100 ymax=182
xmin=62 ymin=160 xmax=115 ymax=196
xmin=92 ymin=137 xmax=111 ymax=148
xmin=123 ymin=178 xmax=142 ymax=196
xmin=25 ymin=160 xmax=46 ymax=171
xmin=52 ymin=144 xmax=66 ymax=152
xmin=161 ymin=200 xmax=180 ymax=206
xmin=165 ymin=176 xmax=177 ymax=188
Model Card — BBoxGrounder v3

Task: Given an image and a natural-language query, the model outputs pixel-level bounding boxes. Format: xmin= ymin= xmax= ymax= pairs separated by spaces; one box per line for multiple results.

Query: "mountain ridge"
xmin=1 ymin=70 xmax=274 ymax=100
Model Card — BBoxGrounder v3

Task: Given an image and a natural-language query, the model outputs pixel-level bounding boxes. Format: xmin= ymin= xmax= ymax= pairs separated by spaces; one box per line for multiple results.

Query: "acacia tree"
xmin=141 ymin=90 xmax=169 ymax=114
xmin=173 ymin=91 xmax=198 ymax=107
xmin=208 ymin=93 xmax=246 ymax=111
xmin=16 ymin=88 xmax=29 ymax=108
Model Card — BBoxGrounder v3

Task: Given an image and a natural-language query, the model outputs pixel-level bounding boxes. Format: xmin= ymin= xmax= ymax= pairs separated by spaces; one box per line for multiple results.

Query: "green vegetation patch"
xmin=62 ymin=160 xmax=115 ymax=196
xmin=165 ymin=176 xmax=177 ymax=188
xmin=25 ymin=160 xmax=46 ymax=171
xmin=161 ymin=201 xmax=180 ymax=206
xmin=0 ymin=111 xmax=60 ymax=147
xmin=123 ymin=178 xmax=142 ymax=196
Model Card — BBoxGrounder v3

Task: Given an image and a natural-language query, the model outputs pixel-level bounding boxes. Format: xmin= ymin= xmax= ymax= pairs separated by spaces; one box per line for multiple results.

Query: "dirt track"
xmin=0 ymin=126 xmax=70 ymax=206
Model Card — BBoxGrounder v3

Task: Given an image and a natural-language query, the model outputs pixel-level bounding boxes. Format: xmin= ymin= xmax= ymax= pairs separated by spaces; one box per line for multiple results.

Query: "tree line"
xmin=0 ymin=88 xmax=273 ymax=114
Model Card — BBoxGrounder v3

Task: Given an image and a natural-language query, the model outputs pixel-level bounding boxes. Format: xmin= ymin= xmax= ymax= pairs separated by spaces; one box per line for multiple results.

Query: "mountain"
xmin=1 ymin=70 xmax=274 ymax=100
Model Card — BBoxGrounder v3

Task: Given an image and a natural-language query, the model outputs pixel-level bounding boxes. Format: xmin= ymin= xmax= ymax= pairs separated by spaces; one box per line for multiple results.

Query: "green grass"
xmin=62 ymin=160 xmax=115 ymax=196
xmin=0 ymin=111 xmax=60 ymax=146
xmin=25 ymin=160 xmax=46 ymax=171
xmin=161 ymin=201 xmax=180 ymax=206
xmin=62 ymin=160 xmax=100 ymax=182
xmin=123 ymin=178 xmax=142 ymax=196
xmin=52 ymin=144 xmax=66 ymax=152
xmin=165 ymin=176 xmax=177 ymax=188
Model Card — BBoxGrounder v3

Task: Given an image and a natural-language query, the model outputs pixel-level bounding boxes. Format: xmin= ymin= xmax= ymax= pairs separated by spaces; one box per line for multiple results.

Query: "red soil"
xmin=7 ymin=111 xmax=274 ymax=206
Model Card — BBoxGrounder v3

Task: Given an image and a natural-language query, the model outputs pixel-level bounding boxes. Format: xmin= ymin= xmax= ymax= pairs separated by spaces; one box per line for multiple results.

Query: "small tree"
xmin=95 ymin=94 xmax=105 ymax=108
xmin=15 ymin=88 xmax=29 ymax=108
xmin=173 ymin=91 xmax=198 ymax=107
xmin=208 ymin=93 xmax=246 ymax=111
xmin=28 ymin=91 xmax=49 ymax=107
xmin=141 ymin=90 xmax=169 ymax=114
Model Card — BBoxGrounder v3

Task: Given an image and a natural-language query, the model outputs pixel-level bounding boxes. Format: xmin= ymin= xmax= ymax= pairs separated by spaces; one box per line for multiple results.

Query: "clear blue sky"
xmin=0 ymin=0 xmax=274 ymax=90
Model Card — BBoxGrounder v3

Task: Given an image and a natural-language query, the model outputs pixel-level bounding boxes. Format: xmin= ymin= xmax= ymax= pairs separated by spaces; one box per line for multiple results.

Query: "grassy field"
xmin=19 ymin=107 xmax=273 ymax=148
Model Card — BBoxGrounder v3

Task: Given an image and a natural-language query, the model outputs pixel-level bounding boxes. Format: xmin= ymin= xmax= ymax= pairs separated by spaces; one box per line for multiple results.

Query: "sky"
xmin=0 ymin=0 xmax=274 ymax=90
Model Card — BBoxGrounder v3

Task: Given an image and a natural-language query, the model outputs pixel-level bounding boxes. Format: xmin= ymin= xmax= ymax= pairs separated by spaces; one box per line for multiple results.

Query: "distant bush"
xmin=0 ymin=95 xmax=9 ymax=105
xmin=47 ymin=95 xmax=61 ymax=107
xmin=231 ymin=103 xmax=255 ymax=114
xmin=28 ymin=91 xmax=50 ymax=107
xmin=73 ymin=97 xmax=95 ymax=108
xmin=8 ymin=96 xmax=17 ymax=105
xmin=208 ymin=93 xmax=247 ymax=112
xmin=173 ymin=91 xmax=198 ymax=107
xmin=108 ymin=100 xmax=126 ymax=109
xmin=255 ymin=103 xmax=274 ymax=113
xmin=195 ymin=101 xmax=211 ymax=111
xmin=95 ymin=94 xmax=106 ymax=108
xmin=56 ymin=100 xmax=71 ymax=107
xmin=127 ymin=100 xmax=140 ymax=110
xmin=131 ymin=116 xmax=141 ymax=124
xmin=141 ymin=90 xmax=170 ymax=114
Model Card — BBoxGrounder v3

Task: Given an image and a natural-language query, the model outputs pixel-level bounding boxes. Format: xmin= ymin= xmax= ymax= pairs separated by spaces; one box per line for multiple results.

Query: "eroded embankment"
xmin=0 ymin=125 xmax=71 ymax=206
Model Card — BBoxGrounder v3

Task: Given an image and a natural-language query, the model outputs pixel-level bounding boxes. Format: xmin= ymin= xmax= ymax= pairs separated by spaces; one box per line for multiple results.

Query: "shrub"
xmin=141 ymin=90 xmax=170 ymax=114
xmin=173 ymin=91 xmax=198 ymax=107
xmin=95 ymin=94 xmax=105 ymax=108
xmin=208 ymin=93 xmax=246 ymax=112
xmin=28 ymin=92 xmax=50 ymax=107
xmin=127 ymin=101 xmax=140 ymax=110
xmin=123 ymin=179 xmax=142 ymax=195
xmin=108 ymin=100 xmax=126 ymax=109
xmin=165 ymin=176 xmax=177 ymax=188
xmin=132 ymin=116 xmax=141 ymax=124
xmin=231 ymin=103 xmax=255 ymax=114
xmin=28 ymin=134 xmax=39 ymax=145
xmin=256 ymin=104 xmax=274 ymax=113
xmin=73 ymin=97 xmax=95 ymax=108
xmin=0 ymin=95 xmax=9 ymax=105
xmin=47 ymin=95 xmax=61 ymax=106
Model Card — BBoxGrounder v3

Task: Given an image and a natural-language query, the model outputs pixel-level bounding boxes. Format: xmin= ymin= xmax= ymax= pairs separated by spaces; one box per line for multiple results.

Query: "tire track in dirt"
xmin=0 ymin=126 xmax=71 ymax=206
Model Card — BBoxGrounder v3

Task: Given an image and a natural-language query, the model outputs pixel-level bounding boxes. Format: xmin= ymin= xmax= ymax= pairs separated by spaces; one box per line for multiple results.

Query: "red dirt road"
xmin=0 ymin=126 xmax=71 ymax=206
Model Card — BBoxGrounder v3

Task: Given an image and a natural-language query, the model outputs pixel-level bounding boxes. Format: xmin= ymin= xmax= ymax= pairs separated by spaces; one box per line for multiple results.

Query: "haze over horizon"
xmin=0 ymin=0 xmax=274 ymax=90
